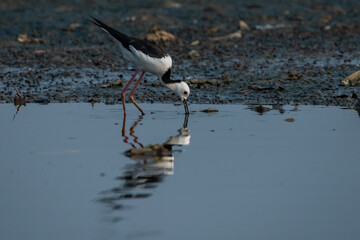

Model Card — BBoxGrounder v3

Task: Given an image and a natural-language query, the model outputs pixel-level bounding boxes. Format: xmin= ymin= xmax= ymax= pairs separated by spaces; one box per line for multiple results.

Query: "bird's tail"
xmin=89 ymin=17 xmax=130 ymax=47
xmin=89 ymin=16 xmax=114 ymax=33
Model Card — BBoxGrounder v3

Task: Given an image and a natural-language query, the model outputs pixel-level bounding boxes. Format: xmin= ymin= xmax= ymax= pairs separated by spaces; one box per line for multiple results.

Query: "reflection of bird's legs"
xmin=122 ymin=114 xmax=144 ymax=149
xmin=130 ymin=115 xmax=144 ymax=148
xmin=122 ymin=115 xmax=136 ymax=148
xmin=12 ymin=105 xmax=22 ymax=121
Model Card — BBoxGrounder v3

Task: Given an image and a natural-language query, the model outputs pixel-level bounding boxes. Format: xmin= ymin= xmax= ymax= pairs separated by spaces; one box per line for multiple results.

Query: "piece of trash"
xmin=239 ymin=20 xmax=250 ymax=30
xmin=63 ymin=23 xmax=81 ymax=32
xmin=255 ymin=24 xmax=285 ymax=30
xmin=146 ymin=26 xmax=177 ymax=44
xmin=34 ymin=49 xmax=46 ymax=54
xmin=200 ymin=108 xmax=219 ymax=113
xmin=284 ymin=118 xmax=295 ymax=122
xmin=342 ymin=70 xmax=360 ymax=87
xmin=191 ymin=40 xmax=200 ymax=46
xmin=211 ymin=30 xmax=242 ymax=41
xmin=187 ymin=50 xmax=200 ymax=59
xmin=101 ymin=80 xmax=124 ymax=88
xmin=17 ymin=34 xmax=43 ymax=44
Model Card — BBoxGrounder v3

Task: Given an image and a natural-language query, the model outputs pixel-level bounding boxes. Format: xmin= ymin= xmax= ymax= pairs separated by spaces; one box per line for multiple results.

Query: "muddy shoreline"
xmin=1 ymin=0 xmax=359 ymax=106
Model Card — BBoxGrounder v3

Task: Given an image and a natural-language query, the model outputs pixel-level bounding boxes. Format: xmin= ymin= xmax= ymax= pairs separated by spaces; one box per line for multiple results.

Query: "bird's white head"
xmin=166 ymin=81 xmax=190 ymax=101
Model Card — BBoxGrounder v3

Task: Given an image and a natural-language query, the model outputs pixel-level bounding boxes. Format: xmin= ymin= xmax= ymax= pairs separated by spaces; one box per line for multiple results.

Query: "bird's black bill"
xmin=183 ymin=99 xmax=189 ymax=115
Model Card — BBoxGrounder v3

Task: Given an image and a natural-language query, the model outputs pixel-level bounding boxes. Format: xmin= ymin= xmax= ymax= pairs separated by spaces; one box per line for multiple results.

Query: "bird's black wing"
xmin=90 ymin=17 xmax=168 ymax=59
xmin=128 ymin=38 xmax=168 ymax=59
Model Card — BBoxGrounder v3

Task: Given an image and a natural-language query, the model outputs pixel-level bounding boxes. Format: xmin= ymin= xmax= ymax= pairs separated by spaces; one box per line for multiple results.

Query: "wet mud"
xmin=0 ymin=0 xmax=359 ymax=106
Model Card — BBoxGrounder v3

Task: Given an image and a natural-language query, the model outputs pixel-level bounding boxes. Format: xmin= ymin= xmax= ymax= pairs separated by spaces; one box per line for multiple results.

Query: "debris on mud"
xmin=210 ymin=30 xmax=242 ymax=41
xmin=239 ymin=20 xmax=250 ymax=30
xmin=17 ymin=34 xmax=43 ymax=44
xmin=342 ymin=70 xmax=360 ymax=87
xmin=247 ymin=105 xmax=272 ymax=115
xmin=284 ymin=118 xmax=295 ymax=122
xmin=187 ymin=50 xmax=200 ymax=59
xmin=200 ymin=108 xmax=219 ymax=113
xmin=146 ymin=26 xmax=177 ymax=44
xmin=101 ymin=80 xmax=124 ymax=88
xmin=63 ymin=23 xmax=82 ymax=32
xmin=13 ymin=91 xmax=26 ymax=107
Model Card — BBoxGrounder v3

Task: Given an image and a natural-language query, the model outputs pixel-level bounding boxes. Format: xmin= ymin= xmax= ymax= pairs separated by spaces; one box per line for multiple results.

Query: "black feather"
xmin=90 ymin=17 xmax=168 ymax=59
xmin=162 ymin=68 xmax=182 ymax=83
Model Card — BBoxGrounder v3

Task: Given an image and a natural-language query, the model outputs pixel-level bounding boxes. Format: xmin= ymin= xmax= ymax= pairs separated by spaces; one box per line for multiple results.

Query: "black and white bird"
xmin=90 ymin=17 xmax=190 ymax=115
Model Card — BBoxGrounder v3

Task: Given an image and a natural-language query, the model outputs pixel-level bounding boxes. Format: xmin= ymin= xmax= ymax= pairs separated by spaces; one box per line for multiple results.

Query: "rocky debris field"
xmin=0 ymin=0 xmax=359 ymax=107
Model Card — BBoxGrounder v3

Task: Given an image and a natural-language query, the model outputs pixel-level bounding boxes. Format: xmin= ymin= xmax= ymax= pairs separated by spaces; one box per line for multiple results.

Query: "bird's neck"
xmin=164 ymin=81 xmax=182 ymax=92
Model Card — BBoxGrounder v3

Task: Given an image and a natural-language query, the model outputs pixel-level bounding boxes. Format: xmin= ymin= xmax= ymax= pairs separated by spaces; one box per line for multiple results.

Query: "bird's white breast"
xmin=118 ymin=44 xmax=172 ymax=77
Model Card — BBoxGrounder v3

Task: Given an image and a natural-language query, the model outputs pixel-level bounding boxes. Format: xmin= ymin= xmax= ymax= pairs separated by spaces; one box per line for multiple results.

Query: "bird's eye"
xmin=184 ymin=91 xmax=188 ymax=95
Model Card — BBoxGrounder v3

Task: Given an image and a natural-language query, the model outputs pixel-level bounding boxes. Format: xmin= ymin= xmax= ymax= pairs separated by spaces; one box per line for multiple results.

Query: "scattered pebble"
xmin=187 ymin=50 xmax=200 ymax=59
xmin=17 ymin=34 xmax=43 ymax=44
xmin=211 ymin=30 xmax=242 ymax=41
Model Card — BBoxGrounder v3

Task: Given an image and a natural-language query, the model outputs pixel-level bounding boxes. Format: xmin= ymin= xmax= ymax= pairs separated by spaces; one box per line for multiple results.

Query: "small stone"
xmin=200 ymin=108 xmax=219 ymax=113
xmin=187 ymin=50 xmax=200 ymax=59
xmin=319 ymin=15 xmax=332 ymax=23
xmin=285 ymin=72 xmax=302 ymax=80
xmin=284 ymin=118 xmax=295 ymax=122
xmin=191 ymin=40 xmax=200 ymax=46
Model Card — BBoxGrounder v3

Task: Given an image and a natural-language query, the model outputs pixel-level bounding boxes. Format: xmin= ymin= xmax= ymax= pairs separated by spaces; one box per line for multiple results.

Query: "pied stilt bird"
xmin=90 ymin=17 xmax=190 ymax=115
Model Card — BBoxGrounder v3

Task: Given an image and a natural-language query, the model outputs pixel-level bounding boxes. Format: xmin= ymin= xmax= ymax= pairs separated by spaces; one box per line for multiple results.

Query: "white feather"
xmin=118 ymin=44 xmax=172 ymax=77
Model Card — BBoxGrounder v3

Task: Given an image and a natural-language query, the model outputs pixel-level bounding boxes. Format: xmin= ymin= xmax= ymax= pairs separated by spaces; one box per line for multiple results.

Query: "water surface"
xmin=0 ymin=103 xmax=359 ymax=240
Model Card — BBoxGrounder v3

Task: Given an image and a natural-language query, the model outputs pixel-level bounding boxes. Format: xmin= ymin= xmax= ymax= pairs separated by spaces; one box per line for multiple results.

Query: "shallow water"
xmin=0 ymin=103 xmax=360 ymax=240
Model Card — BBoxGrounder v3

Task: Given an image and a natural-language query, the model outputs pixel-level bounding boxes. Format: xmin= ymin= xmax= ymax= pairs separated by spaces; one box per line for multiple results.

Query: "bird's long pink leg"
xmin=128 ymin=70 xmax=146 ymax=115
xmin=121 ymin=69 xmax=140 ymax=115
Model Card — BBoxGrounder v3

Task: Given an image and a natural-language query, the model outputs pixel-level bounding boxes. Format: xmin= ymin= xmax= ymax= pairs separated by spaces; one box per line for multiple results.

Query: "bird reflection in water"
xmin=97 ymin=114 xmax=190 ymax=221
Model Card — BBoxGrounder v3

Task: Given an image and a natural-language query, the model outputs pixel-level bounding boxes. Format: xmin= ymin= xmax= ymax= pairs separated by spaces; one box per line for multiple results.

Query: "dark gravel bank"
xmin=0 ymin=0 xmax=359 ymax=106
